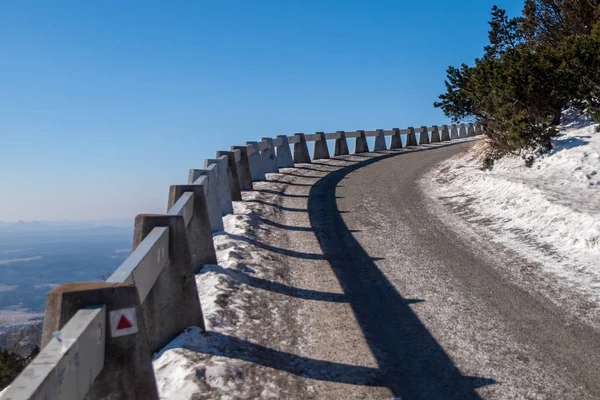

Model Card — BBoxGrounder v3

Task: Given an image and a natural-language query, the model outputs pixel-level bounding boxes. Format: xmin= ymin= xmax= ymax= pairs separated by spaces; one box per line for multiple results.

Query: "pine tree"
xmin=434 ymin=3 xmax=600 ymax=161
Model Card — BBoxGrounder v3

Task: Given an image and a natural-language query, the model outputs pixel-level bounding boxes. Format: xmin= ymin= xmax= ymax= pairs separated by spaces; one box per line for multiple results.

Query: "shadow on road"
xmin=181 ymin=330 xmax=495 ymax=391
xmin=206 ymin=264 xmax=348 ymax=302
xmin=306 ymin=143 xmax=494 ymax=399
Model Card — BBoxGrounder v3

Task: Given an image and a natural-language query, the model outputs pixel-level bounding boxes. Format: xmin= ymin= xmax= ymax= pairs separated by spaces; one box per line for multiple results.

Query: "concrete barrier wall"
xmin=4 ymin=121 xmax=484 ymax=400
xmin=390 ymin=128 xmax=403 ymax=149
xmin=374 ymin=129 xmax=387 ymax=151
xmin=313 ymin=132 xmax=330 ymax=160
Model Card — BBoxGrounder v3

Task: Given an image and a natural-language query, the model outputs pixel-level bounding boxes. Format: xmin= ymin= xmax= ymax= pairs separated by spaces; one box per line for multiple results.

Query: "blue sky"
xmin=0 ymin=0 xmax=524 ymax=222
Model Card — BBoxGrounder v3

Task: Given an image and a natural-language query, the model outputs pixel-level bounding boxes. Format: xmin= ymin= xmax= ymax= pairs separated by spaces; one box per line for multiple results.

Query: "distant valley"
xmin=0 ymin=221 xmax=133 ymax=324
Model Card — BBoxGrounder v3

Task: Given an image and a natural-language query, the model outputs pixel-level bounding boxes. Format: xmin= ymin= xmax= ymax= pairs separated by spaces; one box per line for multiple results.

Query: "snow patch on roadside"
xmin=428 ymin=120 xmax=600 ymax=303
xmin=152 ymin=192 xmax=282 ymax=399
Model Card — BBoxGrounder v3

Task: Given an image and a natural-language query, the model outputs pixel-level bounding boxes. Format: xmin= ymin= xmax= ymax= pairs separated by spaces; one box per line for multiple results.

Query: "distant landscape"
xmin=0 ymin=220 xmax=132 ymax=325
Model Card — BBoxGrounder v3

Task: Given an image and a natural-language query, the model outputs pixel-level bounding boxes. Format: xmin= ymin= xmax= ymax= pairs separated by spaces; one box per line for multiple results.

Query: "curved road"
xmin=240 ymin=141 xmax=600 ymax=399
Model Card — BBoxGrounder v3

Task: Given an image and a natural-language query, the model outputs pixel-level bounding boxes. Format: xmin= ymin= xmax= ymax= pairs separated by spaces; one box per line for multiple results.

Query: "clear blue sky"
xmin=0 ymin=0 xmax=524 ymax=222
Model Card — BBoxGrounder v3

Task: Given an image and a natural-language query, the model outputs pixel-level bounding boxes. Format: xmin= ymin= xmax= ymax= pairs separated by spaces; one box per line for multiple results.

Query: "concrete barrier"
xmin=128 ymin=215 xmax=204 ymax=351
xmin=459 ymin=123 xmax=468 ymax=138
xmin=215 ymin=151 xmax=242 ymax=201
xmin=467 ymin=123 xmax=476 ymax=137
xmin=334 ymin=131 xmax=349 ymax=156
xmin=430 ymin=125 xmax=441 ymax=143
xmin=374 ymin=129 xmax=387 ymax=151
xmin=293 ymin=133 xmax=311 ymax=163
xmin=245 ymin=141 xmax=267 ymax=181
xmin=313 ymin=132 xmax=330 ymax=160
xmin=188 ymin=169 xmax=224 ymax=232
xmin=260 ymin=138 xmax=279 ymax=174
xmin=275 ymin=135 xmax=294 ymax=168
xmin=441 ymin=125 xmax=450 ymax=141
xmin=168 ymin=184 xmax=218 ymax=270
xmin=205 ymin=158 xmax=234 ymax=215
xmin=406 ymin=127 xmax=418 ymax=146
xmin=450 ymin=124 xmax=459 ymax=139
xmin=35 ymin=283 xmax=159 ymax=400
xmin=390 ymin=128 xmax=403 ymax=149
xmin=354 ymin=130 xmax=369 ymax=153
xmin=230 ymin=146 xmax=253 ymax=191
xmin=418 ymin=126 xmax=430 ymax=145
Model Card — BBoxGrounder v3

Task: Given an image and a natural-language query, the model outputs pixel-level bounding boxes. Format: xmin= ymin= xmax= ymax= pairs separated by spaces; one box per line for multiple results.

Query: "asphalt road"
xmin=250 ymin=140 xmax=600 ymax=399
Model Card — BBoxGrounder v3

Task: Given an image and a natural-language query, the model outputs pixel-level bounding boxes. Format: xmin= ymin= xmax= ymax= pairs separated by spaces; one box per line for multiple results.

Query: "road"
xmin=194 ymin=140 xmax=600 ymax=399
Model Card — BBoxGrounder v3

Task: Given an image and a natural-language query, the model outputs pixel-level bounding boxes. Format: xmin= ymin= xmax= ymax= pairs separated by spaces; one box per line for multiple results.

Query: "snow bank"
xmin=152 ymin=190 xmax=283 ymax=399
xmin=429 ymin=118 xmax=600 ymax=301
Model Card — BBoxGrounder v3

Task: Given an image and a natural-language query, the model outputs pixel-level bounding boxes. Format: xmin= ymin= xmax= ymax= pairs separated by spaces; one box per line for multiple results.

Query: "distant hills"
xmin=0 ymin=220 xmax=132 ymax=236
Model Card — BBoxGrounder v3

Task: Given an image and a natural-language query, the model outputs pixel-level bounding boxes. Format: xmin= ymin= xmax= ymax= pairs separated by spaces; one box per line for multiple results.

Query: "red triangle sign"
xmin=116 ymin=314 xmax=133 ymax=330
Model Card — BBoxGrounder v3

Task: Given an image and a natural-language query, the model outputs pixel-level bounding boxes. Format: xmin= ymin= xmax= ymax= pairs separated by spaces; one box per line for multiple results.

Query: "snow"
xmin=152 ymin=191 xmax=281 ymax=399
xmin=428 ymin=117 xmax=600 ymax=303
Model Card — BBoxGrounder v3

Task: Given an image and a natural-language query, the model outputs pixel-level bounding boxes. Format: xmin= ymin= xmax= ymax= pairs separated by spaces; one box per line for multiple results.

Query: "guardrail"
xmin=1 ymin=122 xmax=483 ymax=400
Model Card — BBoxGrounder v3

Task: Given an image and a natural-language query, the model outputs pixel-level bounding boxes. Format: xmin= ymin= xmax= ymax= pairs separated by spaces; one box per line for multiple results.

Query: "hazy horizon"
xmin=0 ymin=218 xmax=134 ymax=226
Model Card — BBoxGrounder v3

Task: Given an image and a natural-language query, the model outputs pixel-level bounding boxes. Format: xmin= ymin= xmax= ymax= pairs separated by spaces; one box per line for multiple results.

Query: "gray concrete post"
xmin=374 ymin=129 xmax=387 ymax=151
xmin=168 ymin=185 xmax=218 ymax=270
xmin=275 ymin=135 xmax=294 ymax=168
xmin=131 ymin=214 xmax=205 ymax=350
xmin=390 ymin=128 xmax=403 ymax=149
xmin=450 ymin=124 xmax=459 ymax=139
xmin=293 ymin=133 xmax=311 ymax=163
xmin=245 ymin=141 xmax=266 ymax=181
xmin=418 ymin=126 xmax=430 ymax=145
xmin=334 ymin=131 xmax=349 ymax=156
xmin=441 ymin=125 xmax=451 ymax=141
xmin=475 ymin=124 xmax=483 ymax=135
xmin=205 ymin=158 xmax=233 ymax=216
xmin=459 ymin=123 xmax=468 ymax=138
xmin=406 ymin=127 xmax=418 ymax=146
xmin=41 ymin=282 xmax=159 ymax=400
xmin=430 ymin=125 xmax=441 ymax=143
xmin=313 ymin=132 xmax=330 ymax=160
xmin=467 ymin=123 xmax=476 ymax=137
xmin=189 ymin=169 xmax=224 ymax=232
xmin=354 ymin=130 xmax=369 ymax=153
xmin=215 ymin=151 xmax=242 ymax=201
xmin=259 ymin=138 xmax=279 ymax=174
xmin=231 ymin=146 xmax=253 ymax=191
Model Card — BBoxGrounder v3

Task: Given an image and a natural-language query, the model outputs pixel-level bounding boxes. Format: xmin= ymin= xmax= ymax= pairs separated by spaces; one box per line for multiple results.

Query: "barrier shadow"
xmin=265 ymin=180 xmax=314 ymax=187
xmin=204 ymin=264 xmax=424 ymax=307
xmin=253 ymin=189 xmax=309 ymax=199
xmin=178 ymin=330 xmax=384 ymax=386
xmin=257 ymin=217 xmax=314 ymax=232
xmin=306 ymin=142 xmax=494 ymax=398
xmin=279 ymin=172 xmax=323 ymax=178
xmin=293 ymin=166 xmax=338 ymax=172
xmin=245 ymin=199 xmax=308 ymax=213
xmin=224 ymin=233 xmax=325 ymax=260
xmin=205 ymin=264 xmax=348 ymax=302
xmin=165 ymin=329 xmax=492 ymax=391
xmin=256 ymin=216 xmax=361 ymax=233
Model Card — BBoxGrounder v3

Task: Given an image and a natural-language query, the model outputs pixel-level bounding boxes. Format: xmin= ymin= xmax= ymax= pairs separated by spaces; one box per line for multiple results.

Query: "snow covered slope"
xmin=428 ymin=118 xmax=600 ymax=305
xmin=152 ymin=199 xmax=265 ymax=399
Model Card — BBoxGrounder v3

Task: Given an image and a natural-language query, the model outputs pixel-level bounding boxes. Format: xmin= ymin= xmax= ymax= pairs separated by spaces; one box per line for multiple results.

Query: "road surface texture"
xmin=189 ymin=140 xmax=600 ymax=399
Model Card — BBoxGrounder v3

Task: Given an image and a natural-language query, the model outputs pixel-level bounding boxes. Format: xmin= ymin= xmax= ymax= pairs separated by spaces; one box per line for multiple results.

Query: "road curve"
xmin=250 ymin=141 xmax=600 ymax=399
